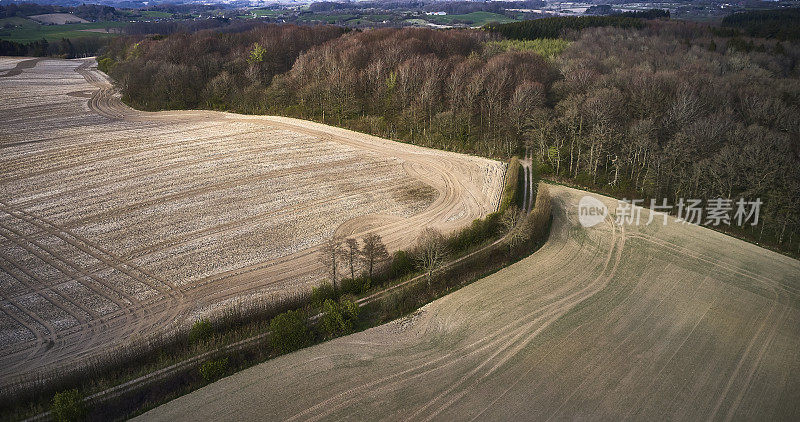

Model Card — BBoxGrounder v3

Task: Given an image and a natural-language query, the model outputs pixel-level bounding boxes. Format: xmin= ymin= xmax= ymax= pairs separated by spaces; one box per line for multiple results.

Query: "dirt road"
xmin=139 ymin=185 xmax=800 ymax=421
xmin=0 ymin=58 xmax=504 ymax=385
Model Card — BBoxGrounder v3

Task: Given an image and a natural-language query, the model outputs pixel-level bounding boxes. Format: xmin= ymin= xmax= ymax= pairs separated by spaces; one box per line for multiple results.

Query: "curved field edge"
xmin=13 ymin=177 xmax=543 ymax=422
xmin=0 ymin=58 xmax=504 ymax=387
xmin=138 ymin=184 xmax=800 ymax=421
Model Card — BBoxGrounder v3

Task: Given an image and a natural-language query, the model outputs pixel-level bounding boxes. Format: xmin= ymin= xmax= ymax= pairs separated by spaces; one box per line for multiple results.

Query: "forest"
xmin=0 ymin=36 xmax=108 ymax=57
xmin=721 ymin=8 xmax=800 ymax=41
xmin=99 ymin=16 xmax=800 ymax=255
xmin=486 ymin=15 xmax=647 ymax=39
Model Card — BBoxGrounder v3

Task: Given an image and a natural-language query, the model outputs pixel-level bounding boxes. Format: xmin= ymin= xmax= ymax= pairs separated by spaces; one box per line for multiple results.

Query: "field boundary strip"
xmin=20 ymin=181 xmax=534 ymax=422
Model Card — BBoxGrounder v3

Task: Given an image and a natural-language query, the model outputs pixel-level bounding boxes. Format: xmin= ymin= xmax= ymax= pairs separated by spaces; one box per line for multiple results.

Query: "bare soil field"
xmin=0 ymin=58 xmax=504 ymax=385
xmin=139 ymin=185 xmax=800 ymax=421
xmin=28 ymin=14 xmax=88 ymax=25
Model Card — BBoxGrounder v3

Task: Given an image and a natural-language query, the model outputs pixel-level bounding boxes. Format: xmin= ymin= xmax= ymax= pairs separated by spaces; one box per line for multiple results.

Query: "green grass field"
xmin=425 ymin=11 xmax=521 ymax=27
xmin=250 ymin=9 xmax=283 ymax=17
xmin=0 ymin=19 xmax=127 ymax=43
xmin=484 ymin=38 xmax=572 ymax=61
xmin=137 ymin=10 xmax=173 ymax=19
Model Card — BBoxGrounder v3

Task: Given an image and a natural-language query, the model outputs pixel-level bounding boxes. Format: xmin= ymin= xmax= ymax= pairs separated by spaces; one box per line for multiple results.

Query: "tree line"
xmin=100 ymin=20 xmax=800 ymax=255
xmin=103 ymin=27 xmax=555 ymax=157
xmin=102 ymin=24 xmax=346 ymax=110
xmin=0 ymin=37 xmax=108 ymax=58
xmin=485 ymin=15 xmax=646 ymax=40
xmin=617 ymin=9 xmax=670 ymax=19
xmin=530 ymin=23 xmax=800 ymax=253
xmin=721 ymin=8 xmax=800 ymax=41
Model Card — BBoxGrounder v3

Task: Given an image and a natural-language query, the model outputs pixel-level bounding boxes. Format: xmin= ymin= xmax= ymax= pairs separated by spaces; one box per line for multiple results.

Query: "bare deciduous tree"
xmin=414 ymin=227 xmax=448 ymax=286
xmin=319 ymin=236 xmax=344 ymax=293
xmin=360 ymin=232 xmax=389 ymax=280
xmin=343 ymin=237 xmax=360 ymax=280
xmin=501 ymin=205 xmax=524 ymax=232
xmin=501 ymin=206 xmax=527 ymax=251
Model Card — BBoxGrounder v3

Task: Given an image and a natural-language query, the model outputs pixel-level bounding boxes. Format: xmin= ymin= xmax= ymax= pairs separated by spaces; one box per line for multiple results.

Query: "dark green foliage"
xmin=388 ymin=250 xmax=414 ymax=280
xmin=57 ymin=38 xmax=75 ymax=58
xmin=319 ymin=298 xmax=359 ymax=338
xmin=188 ymin=319 xmax=213 ymax=344
xmin=616 ymin=9 xmax=669 ymax=19
xmin=584 ymin=5 xmax=613 ymax=16
xmin=269 ymin=310 xmax=311 ymax=354
xmin=721 ymin=8 xmax=800 ymax=41
xmin=0 ymin=39 xmax=31 ymax=56
xmin=447 ymin=213 xmax=502 ymax=254
xmin=97 ymin=57 xmax=115 ymax=74
xmin=198 ymin=357 xmax=228 ymax=382
xmin=340 ymin=277 xmax=371 ymax=295
xmin=50 ymin=389 xmax=86 ymax=422
xmin=0 ymin=38 xmax=49 ymax=56
xmin=486 ymin=16 xmax=645 ymax=40
xmin=311 ymin=282 xmax=337 ymax=307
xmin=498 ymin=158 xmax=521 ymax=213
xmin=379 ymin=283 xmax=426 ymax=320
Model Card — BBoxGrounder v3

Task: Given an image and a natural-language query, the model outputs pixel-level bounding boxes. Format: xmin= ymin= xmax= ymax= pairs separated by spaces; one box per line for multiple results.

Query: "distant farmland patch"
xmin=0 ymin=21 xmax=126 ymax=42
xmin=29 ymin=13 xmax=88 ymax=25
xmin=425 ymin=11 xmax=520 ymax=26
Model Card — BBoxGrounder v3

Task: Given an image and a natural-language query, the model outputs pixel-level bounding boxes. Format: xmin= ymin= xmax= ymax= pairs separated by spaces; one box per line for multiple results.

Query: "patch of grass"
xmin=0 ymin=17 xmax=38 ymax=38
xmin=139 ymin=11 xmax=173 ymax=19
xmin=198 ymin=358 xmax=228 ymax=383
xmin=50 ymin=389 xmax=86 ymax=422
xmin=404 ymin=18 xmax=429 ymax=25
xmin=499 ymin=157 xmax=521 ymax=213
xmin=0 ymin=17 xmax=40 ymax=29
xmin=484 ymin=38 xmax=571 ymax=61
xmin=250 ymin=9 xmax=283 ymax=17
xmin=364 ymin=14 xmax=394 ymax=22
xmin=188 ymin=319 xmax=213 ymax=344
